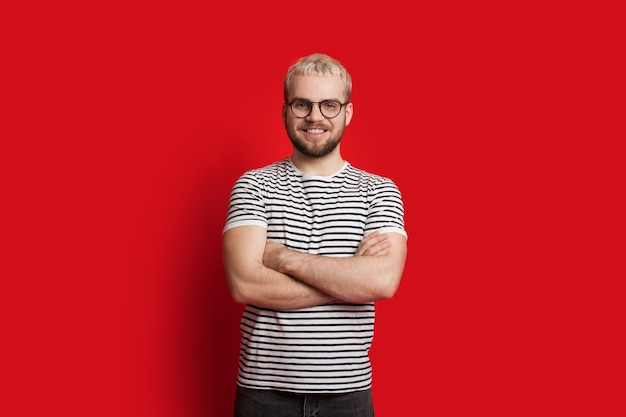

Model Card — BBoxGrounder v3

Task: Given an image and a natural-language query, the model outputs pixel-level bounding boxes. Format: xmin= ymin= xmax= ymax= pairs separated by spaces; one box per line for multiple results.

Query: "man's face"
xmin=283 ymin=75 xmax=353 ymax=158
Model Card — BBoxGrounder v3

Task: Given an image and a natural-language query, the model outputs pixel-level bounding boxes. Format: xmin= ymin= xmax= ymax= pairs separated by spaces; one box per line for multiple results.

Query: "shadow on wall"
xmin=177 ymin=173 xmax=244 ymax=417
xmin=169 ymin=136 xmax=279 ymax=416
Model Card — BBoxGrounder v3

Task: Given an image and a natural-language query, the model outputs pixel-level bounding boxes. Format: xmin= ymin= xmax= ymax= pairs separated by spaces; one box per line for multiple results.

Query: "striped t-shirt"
xmin=223 ymin=157 xmax=407 ymax=393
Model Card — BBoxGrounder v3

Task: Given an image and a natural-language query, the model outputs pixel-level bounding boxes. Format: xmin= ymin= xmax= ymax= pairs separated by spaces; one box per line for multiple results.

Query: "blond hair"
xmin=283 ymin=53 xmax=352 ymax=102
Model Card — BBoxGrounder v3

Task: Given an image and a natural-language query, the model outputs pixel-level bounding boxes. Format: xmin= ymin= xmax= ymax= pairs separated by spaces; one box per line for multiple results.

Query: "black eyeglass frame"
xmin=286 ymin=99 xmax=350 ymax=119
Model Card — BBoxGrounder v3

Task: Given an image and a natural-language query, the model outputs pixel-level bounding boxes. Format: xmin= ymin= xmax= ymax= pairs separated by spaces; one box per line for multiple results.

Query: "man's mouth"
xmin=305 ymin=128 xmax=326 ymax=134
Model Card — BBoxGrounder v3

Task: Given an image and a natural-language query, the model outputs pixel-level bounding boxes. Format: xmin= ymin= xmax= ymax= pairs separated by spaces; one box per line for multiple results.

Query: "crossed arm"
xmin=222 ymin=225 xmax=407 ymax=309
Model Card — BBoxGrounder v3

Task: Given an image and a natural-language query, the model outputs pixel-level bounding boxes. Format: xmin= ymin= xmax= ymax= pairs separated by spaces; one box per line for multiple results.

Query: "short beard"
xmin=287 ymin=121 xmax=345 ymax=158
xmin=289 ymin=135 xmax=342 ymax=157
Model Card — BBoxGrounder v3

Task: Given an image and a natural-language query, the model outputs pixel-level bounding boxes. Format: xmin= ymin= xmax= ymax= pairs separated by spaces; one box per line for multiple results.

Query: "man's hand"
xmin=263 ymin=241 xmax=287 ymax=273
xmin=355 ymin=231 xmax=391 ymax=256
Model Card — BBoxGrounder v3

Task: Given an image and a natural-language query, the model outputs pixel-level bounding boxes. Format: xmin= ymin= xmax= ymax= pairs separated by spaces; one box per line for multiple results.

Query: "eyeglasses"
xmin=286 ymin=99 xmax=349 ymax=119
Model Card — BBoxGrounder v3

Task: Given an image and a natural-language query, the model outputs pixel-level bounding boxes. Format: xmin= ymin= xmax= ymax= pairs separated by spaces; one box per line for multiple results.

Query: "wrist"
xmin=278 ymin=247 xmax=299 ymax=275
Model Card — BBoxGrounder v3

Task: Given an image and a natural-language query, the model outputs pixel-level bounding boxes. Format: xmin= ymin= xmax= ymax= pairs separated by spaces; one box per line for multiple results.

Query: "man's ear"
xmin=282 ymin=103 xmax=288 ymax=124
xmin=345 ymin=102 xmax=354 ymax=126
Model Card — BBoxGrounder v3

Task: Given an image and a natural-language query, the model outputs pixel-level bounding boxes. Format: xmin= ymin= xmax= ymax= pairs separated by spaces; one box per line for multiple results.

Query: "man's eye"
xmin=323 ymin=101 xmax=339 ymax=109
xmin=294 ymin=101 xmax=310 ymax=109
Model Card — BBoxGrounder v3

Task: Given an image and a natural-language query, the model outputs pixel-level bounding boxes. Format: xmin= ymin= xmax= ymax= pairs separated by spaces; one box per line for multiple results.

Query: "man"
xmin=222 ymin=53 xmax=407 ymax=417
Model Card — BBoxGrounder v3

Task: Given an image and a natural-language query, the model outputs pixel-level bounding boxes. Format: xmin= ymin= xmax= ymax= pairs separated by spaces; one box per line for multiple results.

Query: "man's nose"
xmin=306 ymin=103 xmax=325 ymax=121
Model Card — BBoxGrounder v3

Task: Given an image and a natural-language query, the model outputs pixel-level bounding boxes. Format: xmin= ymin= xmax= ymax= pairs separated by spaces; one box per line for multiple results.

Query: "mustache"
xmin=299 ymin=123 xmax=329 ymax=130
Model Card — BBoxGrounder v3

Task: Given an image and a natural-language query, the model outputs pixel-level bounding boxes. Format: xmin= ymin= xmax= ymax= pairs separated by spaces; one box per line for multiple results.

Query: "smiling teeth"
xmin=307 ymin=129 xmax=324 ymax=133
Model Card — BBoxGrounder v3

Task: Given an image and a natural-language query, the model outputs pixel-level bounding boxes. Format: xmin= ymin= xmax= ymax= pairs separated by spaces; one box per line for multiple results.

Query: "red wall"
xmin=4 ymin=1 xmax=623 ymax=416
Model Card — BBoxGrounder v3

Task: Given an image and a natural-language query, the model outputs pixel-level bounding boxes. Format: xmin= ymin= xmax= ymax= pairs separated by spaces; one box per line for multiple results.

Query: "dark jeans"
xmin=234 ymin=385 xmax=375 ymax=417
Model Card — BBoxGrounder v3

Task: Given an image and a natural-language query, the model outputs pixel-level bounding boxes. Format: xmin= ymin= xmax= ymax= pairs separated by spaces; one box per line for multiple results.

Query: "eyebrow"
xmin=289 ymin=97 xmax=341 ymax=102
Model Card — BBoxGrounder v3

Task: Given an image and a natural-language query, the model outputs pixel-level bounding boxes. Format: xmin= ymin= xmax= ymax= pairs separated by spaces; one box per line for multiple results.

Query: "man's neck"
xmin=290 ymin=152 xmax=345 ymax=177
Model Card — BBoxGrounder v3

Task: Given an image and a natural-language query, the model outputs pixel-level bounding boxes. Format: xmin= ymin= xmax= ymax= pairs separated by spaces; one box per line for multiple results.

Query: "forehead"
xmin=288 ymin=74 xmax=345 ymax=101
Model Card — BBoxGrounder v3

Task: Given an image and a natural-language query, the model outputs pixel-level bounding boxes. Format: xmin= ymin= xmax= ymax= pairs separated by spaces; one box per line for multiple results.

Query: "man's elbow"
xmin=375 ymin=279 xmax=401 ymax=300
xmin=229 ymin=290 xmax=247 ymax=305
xmin=373 ymin=268 xmax=404 ymax=300
xmin=346 ymin=275 xmax=401 ymax=303
xmin=350 ymin=282 xmax=398 ymax=303
xmin=226 ymin=276 xmax=252 ymax=305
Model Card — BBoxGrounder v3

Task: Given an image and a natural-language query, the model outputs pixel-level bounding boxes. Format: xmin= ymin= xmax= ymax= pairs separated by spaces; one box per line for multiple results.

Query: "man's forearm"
xmin=223 ymin=225 xmax=337 ymax=310
xmin=227 ymin=262 xmax=338 ymax=309
xmin=263 ymin=233 xmax=407 ymax=303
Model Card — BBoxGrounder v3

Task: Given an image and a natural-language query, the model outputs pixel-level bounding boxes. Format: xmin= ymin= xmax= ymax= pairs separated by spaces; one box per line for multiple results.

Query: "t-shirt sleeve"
xmin=222 ymin=172 xmax=267 ymax=234
xmin=365 ymin=178 xmax=408 ymax=239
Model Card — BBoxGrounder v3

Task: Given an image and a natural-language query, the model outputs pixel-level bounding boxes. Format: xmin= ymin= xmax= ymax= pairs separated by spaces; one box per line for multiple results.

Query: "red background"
xmin=2 ymin=1 xmax=624 ymax=416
